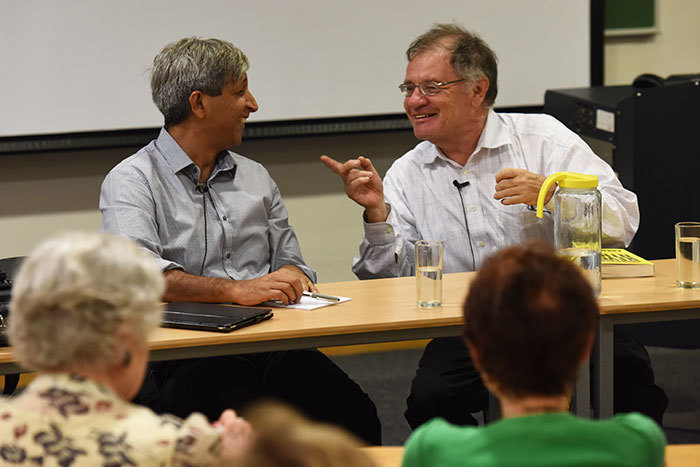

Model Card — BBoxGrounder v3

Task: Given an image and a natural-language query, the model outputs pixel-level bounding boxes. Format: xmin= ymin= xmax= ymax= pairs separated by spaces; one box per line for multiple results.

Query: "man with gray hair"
xmin=100 ymin=37 xmax=380 ymax=444
xmin=322 ymin=24 xmax=666 ymax=429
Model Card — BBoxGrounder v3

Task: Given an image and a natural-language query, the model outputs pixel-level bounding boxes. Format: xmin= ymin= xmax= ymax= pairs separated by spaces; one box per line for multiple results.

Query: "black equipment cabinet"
xmin=545 ymin=78 xmax=700 ymax=261
xmin=546 ymin=78 xmax=700 ymax=347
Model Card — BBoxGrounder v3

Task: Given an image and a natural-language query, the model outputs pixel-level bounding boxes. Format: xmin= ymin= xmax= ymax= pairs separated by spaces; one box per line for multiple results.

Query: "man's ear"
xmin=188 ymin=90 xmax=206 ymax=119
xmin=470 ymin=77 xmax=489 ymax=107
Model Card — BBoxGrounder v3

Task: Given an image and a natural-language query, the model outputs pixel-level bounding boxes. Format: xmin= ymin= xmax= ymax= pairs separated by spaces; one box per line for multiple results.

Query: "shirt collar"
xmin=155 ymin=127 xmax=237 ymax=180
xmin=155 ymin=127 xmax=194 ymax=174
xmin=475 ymin=109 xmax=514 ymax=151
xmin=417 ymin=109 xmax=513 ymax=167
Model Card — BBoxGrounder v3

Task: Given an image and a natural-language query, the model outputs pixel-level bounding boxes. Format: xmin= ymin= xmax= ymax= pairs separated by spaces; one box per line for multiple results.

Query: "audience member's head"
xmin=463 ymin=241 xmax=598 ymax=400
xmin=151 ymin=37 xmax=250 ymax=127
xmin=240 ymin=401 xmax=377 ymax=467
xmin=9 ymin=231 xmax=164 ymax=399
xmin=406 ymin=23 xmax=498 ymax=107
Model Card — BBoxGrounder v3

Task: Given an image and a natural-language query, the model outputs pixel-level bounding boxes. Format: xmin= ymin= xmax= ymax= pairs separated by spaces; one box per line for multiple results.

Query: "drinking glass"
xmin=675 ymin=222 xmax=700 ymax=288
xmin=415 ymin=240 xmax=443 ymax=307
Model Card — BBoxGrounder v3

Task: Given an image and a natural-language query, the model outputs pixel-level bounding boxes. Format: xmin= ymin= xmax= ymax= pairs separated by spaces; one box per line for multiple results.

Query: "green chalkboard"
xmin=605 ymin=0 xmax=655 ymax=30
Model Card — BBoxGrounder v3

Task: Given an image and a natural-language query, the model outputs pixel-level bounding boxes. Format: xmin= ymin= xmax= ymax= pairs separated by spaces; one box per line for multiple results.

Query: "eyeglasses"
xmin=398 ymin=78 xmax=468 ymax=97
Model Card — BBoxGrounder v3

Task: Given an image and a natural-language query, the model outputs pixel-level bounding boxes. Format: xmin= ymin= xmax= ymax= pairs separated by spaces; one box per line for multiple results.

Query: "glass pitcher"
xmin=536 ymin=172 xmax=602 ymax=296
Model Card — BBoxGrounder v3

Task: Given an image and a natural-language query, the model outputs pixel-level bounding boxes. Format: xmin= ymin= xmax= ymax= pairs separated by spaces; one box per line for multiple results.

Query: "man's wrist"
xmin=364 ymin=203 xmax=388 ymax=223
xmin=226 ymin=278 xmax=244 ymax=303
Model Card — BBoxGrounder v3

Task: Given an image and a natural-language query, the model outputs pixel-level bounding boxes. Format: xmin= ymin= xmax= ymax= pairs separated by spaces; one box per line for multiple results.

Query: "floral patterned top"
xmin=0 ymin=373 xmax=225 ymax=466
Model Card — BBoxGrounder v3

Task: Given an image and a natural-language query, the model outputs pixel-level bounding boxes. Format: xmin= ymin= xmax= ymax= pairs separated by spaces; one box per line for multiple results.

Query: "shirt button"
xmin=226 ymin=253 xmax=231 ymax=259
xmin=386 ymin=228 xmax=393 ymax=234
xmin=479 ymin=242 xmax=485 ymax=248
xmin=471 ymin=206 xmax=477 ymax=212
xmin=222 ymin=216 xmax=227 ymax=221
xmin=463 ymin=169 xmax=469 ymax=175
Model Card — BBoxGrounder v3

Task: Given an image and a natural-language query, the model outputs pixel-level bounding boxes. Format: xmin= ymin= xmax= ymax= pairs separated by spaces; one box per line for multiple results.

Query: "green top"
xmin=402 ymin=412 xmax=665 ymax=467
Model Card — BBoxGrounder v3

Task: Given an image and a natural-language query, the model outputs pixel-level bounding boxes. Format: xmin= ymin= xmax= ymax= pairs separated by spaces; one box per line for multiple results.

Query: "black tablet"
xmin=162 ymin=302 xmax=273 ymax=333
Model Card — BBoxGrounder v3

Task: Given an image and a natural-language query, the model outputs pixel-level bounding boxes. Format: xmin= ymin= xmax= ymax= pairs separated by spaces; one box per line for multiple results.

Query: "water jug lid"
xmin=536 ymin=172 xmax=599 ymax=218
xmin=558 ymin=173 xmax=598 ymax=188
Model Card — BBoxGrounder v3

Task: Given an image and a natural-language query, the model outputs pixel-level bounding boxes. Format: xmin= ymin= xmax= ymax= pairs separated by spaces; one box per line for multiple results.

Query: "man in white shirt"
xmin=322 ymin=24 xmax=667 ymax=428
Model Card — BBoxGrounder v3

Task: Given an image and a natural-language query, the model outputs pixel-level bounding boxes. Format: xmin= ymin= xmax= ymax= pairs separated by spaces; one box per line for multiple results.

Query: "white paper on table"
xmin=262 ymin=295 xmax=351 ymax=311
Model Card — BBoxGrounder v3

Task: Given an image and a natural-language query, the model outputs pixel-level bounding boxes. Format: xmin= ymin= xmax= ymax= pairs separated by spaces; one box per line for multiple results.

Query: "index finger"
xmin=320 ymin=155 xmax=346 ymax=175
xmin=305 ymin=278 xmax=318 ymax=294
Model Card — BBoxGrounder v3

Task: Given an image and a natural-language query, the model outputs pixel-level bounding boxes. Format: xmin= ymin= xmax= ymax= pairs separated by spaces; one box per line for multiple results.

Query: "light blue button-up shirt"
xmin=100 ymin=128 xmax=315 ymax=282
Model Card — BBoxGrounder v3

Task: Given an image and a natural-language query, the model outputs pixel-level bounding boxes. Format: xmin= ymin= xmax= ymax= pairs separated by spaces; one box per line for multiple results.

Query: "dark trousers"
xmin=136 ymin=349 xmax=381 ymax=445
xmin=405 ymin=325 xmax=668 ymax=429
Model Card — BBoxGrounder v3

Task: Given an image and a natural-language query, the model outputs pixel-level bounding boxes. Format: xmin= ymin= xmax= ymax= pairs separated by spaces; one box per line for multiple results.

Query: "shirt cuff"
xmin=544 ymin=195 xmax=556 ymax=213
xmin=159 ymin=259 xmax=184 ymax=273
xmin=362 ymin=204 xmax=398 ymax=245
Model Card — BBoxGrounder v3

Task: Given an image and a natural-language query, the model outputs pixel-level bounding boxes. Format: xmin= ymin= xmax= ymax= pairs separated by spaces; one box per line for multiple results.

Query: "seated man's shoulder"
xmin=228 ymin=150 xmax=267 ymax=173
xmin=107 ymin=142 xmax=161 ymax=178
xmin=226 ymin=151 xmax=280 ymax=191
xmin=497 ymin=112 xmax=579 ymax=149
xmin=386 ymin=141 xmax=436 ymax=174
xmin=498 ymin=112 xmax=569 ymax=136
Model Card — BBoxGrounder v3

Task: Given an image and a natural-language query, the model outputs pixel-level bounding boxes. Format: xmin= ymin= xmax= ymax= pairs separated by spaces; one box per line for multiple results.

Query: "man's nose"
xmin=247 ymin=90 xmax=259 ymax=112
xmin=405 ymin=88 xmax=428 ymax=105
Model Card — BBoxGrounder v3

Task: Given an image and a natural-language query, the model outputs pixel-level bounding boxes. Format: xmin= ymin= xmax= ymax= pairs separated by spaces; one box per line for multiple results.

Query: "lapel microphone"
xmin=195 ymin=182 xmax=209 ymax=275
xmin=452 ymin=179 xmax=476 ymax=270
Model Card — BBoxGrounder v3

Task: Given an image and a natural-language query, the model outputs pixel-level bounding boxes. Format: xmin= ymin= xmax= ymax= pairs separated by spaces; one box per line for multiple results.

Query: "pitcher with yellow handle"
xmin=536 ymin=172 xmax=602 ymax=296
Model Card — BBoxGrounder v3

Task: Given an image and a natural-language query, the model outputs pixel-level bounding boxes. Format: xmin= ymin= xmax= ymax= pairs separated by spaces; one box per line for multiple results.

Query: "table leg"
xmin=574 ymin=355 xmax=590 ymax=418
xmin=487 ymin=391 xmax=501 ymax=422
xmin=594 ymin=316 xmax=614 ymax=418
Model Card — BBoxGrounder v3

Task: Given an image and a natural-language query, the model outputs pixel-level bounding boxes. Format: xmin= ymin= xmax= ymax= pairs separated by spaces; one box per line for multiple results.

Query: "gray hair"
xmin=151 ymin=37 xmax=250 ymax=127
xmin=8 ymin=232 xmax=165 ymax=372
xmin=407 ymin=24 xmax=498 ymax=107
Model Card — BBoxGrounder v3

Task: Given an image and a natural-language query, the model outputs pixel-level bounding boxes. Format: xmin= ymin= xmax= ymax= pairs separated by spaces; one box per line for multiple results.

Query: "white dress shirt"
xmin=352 ymin=110 xmax=639 ymax=279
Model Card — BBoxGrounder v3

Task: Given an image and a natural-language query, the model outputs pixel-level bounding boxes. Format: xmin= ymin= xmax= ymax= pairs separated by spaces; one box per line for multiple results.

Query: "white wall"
xmin=0 ymin=130 xmax=417 ymax=283
xmin=2 ymin=0 xmax=698 ymax=282
xmin=604 ymin=0 xmax=700 ymax=85
xmin=1 ymin=0 xmax=590 ymax=137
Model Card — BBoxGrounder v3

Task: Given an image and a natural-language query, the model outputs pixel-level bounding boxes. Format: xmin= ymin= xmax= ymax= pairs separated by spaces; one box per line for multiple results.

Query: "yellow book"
xmin=601 ymin=248 xmax=655 ymax=278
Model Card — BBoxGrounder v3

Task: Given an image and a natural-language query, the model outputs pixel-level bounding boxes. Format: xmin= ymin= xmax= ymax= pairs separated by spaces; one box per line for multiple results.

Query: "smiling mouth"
xmin=413 ymin=113 xmax=436 ymax=120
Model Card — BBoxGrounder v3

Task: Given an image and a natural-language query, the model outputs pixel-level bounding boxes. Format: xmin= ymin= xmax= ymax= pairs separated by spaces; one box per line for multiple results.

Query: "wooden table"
xmin=1 ymin=258 xmax=699 ymax=420
xmin=361 ymin=444 xmax=700 ymax=467
xmin=362 ymin=446 xmax=404 ymax=467
xmin=0 ymin=272 xmax=469 ymax=375
xmin=594 ymin=259 xmax=700 ymax=418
